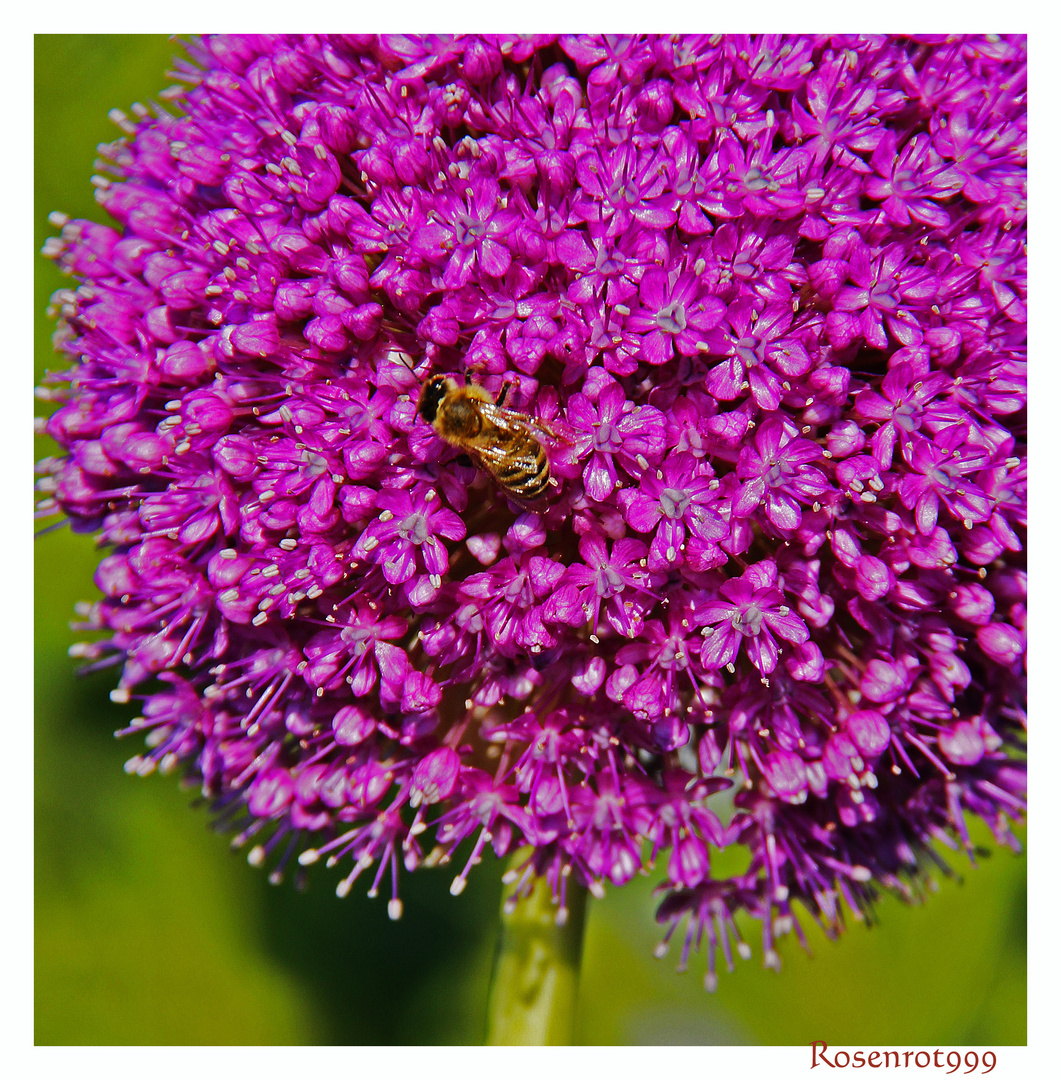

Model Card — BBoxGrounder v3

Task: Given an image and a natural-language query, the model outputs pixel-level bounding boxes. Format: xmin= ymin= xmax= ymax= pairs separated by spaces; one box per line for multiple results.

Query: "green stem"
xmin=485 ymin=856 xmax=590 ymax=1045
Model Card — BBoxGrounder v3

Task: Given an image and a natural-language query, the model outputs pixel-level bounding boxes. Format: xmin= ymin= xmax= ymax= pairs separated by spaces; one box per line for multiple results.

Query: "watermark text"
xmin=811 ymin=1043 xmax=997 ymax=1074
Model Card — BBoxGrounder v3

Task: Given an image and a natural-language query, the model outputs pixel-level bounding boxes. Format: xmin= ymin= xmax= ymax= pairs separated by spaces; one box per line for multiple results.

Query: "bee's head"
xmin=418 ymin=375 xmax=452 ymax=425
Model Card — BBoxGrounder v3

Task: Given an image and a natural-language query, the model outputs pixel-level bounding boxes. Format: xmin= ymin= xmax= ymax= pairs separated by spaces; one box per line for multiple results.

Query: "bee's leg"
xmin=531 ymin=418 xmax=565 ymax=443
xmin=495 ymin=381 xmax=511 ymax=407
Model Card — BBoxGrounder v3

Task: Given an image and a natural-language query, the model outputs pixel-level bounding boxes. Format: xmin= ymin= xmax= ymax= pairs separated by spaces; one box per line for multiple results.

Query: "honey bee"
xmin=417 ymin=375 xmax=558 ymax=501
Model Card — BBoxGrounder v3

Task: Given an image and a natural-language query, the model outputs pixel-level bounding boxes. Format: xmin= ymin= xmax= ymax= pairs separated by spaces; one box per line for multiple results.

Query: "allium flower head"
xmin=38 ymin=34 xmax=1026 ymax=989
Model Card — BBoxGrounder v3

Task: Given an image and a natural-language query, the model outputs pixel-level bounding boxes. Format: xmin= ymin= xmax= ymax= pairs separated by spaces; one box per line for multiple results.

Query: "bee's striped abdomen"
xmin=490 ymin=431 xmax=551 ymax=501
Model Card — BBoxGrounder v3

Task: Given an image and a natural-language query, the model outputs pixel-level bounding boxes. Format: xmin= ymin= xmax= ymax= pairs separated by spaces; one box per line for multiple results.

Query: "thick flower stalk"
xmin=37 ymin=34 xmax=1026 ymax=991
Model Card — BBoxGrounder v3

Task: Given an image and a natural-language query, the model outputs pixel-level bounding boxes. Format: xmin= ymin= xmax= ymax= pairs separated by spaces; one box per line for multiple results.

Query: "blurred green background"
xmin=34 ymin=35 xmax=1027 ymax=1046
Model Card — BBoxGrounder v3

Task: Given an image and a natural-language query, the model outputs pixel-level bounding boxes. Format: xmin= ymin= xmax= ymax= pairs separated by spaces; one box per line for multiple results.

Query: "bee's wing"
xmin=469 ymin=411 xmax=533 ymax=465
xmin=478 ymin=402 xmax=566 ymax=445
xmin=469 ymin=438 xmax=526 ymax=478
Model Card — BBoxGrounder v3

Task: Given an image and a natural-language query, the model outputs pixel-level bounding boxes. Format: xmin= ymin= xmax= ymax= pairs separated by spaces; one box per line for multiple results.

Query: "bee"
xmin=416 ymin=374 xmax=558 ymax=502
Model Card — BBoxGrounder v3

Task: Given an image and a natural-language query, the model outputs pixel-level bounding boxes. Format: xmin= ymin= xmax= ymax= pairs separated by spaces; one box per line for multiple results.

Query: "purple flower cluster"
xmin=38 ymin=35 xmax=1026 ymax=987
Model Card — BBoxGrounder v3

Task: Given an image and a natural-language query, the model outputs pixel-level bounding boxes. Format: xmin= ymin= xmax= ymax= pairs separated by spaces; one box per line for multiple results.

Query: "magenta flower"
xmin=573 ymin=140 xmax=676 ymax=229
xmin=546 ymin=533 xmax=656 ymax=638
xmin=410 ymin=176 xmax=523 ymax=289
xmin=732 ymin=419 xmax=829 ymax=531
xmin=460 ymin=548 xmax=566 ymax=656
xmin=698 ymin=562 xmax=810 ymax=675
xmin=352 ymin=487 xmax=466 ymax=605
xmin=865 ymin=130 xmax=963 ymax=229
xmin=708 ymin=129 xmax=810 ymax=219
xmin=38 ymin=34 xmax=1026 ymax=996
xmin=619 ymin=452 xmax=728 ymax=571
xmin=854 ymin=360 xmax=953 ymax=469
xmin=567 ymin=380 xmax=667 ymax=501
xmin=786 ymin=53 xmax=884 ymax=168
xmin=827 ymin=238 xmax=943 ymax=350
xmin=704 ymin=298 xmax=816 ymax=410
xmin=622 ymin=268 xmax=726 ymax=365
xmin=898 ymin=430 xmax=993 ymax=534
